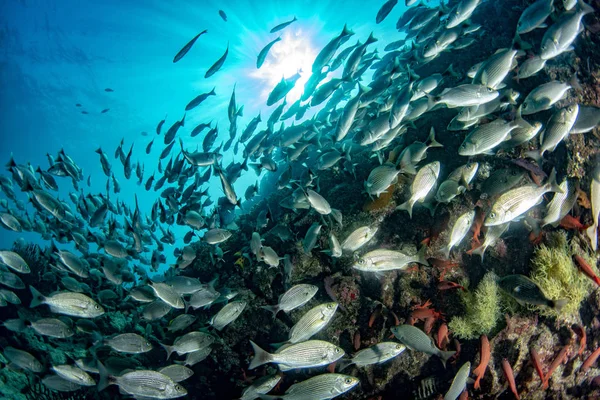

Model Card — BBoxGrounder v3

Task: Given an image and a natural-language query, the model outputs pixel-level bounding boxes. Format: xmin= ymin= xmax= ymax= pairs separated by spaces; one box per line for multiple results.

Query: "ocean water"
xmin=1 ymin=0 xmax=599 ymax=399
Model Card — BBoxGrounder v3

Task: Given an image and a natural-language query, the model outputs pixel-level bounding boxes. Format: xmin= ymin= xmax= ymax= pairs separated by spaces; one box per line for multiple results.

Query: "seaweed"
xmin=448 ymin=272 xmax=503 ymax=340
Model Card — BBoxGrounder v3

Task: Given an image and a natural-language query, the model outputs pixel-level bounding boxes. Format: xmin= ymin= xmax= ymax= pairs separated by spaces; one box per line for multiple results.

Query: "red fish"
xmin=573 ymin=325 xmax=587 ymax=357
xmin=473 ymin=335 xmax=490 ymax=390
xmin=438 ymin=280 xmax=466 ymax=291
xmin=502 ymin=358 xmax=520 ymax=399
xmin=559 ymin=214 xmax=586 ymax=231
xmin=573 ymin=255 xmax=600 ymax=286
xmin=582 ymin=347 xmax=600 ymax=372
xmin=437 ymin=323 xmax=449 ymax=350
xmin=529 ymin=348 xmax=544 ymax=385
xmin=542 ymin=346 xmax=569 ymax=390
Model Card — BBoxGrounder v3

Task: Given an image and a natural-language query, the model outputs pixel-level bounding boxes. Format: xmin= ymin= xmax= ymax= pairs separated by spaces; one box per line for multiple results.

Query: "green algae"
xmin=449 ymin=272 xmax=502 ymax=340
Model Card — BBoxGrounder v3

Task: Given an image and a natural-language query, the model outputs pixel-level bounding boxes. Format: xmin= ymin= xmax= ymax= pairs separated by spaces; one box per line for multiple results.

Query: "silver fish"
xmin=303 ymin=223 xmax=322 ymax=253
xmin=158 ymin=364 xmax=194 ymax=383
xmin=443 ymin=210 xmax=476 ymax=257
xmin=203 ymin=228 xmax=232 ymax=244
xmin=516 ymin=0 xmax=554 ymax=34
xmin=288 ymin=302 xmax=338 ymax=344
xmin=249 ymin=339 xmax=344 ymax=371
xmin=263 ymin=373 xmax=358 ymax=400
xmin=31 ymin=318 xmax=73 ymax=338
xmin=30 ymin=286 xmax=104 ymax=318
xmin=167 ymin=314 xmax=197 ymax=332
xmin=541 ymin=179 xmax=577 ymax=227
xmin=571 ymin=105 xmax=600 ymax=134
xmin=0 ymin=251 xmax=30 ymax=273
xmin=391 ymin=324 xmax=455 ymax=367
xmin=520 ymin=80 xmax=573 ymax=115
xmin=365 ymin=163 xmax=401 ymax=197
xmin=306 ymin=189 xmax=332 ymax=215
xmin=341 ymin=226 xmax=378 ymax=252
xmin=472 ymin=48 xmax=520 ymax=90
xmin=142 ymin=300 xmax=172 ymax=320
xmin=99 ymin=365 xmax=187 ymax=399
xmin=469 ymin=222 xmax=510 ymax=260
xmin=431 ymin=84 xmax=498 ymax=108
xmin=444 ymin=362 xmax=471 ymax=400
xmin=586 ymin=165 xmax=600 ymax=251
xmin=241 ymin=374 xmax=282 ymax=400
xmin=458 ymin=118 xmax=524 ymax=156
xmin=528 ymin=104 xmax=579 ymax=160
xmin=396 ymin=161 xmax=440 ymax=218
xmin=52 ymin=364 xmax=96 ymax=386
xmin=261 ymin=284 xmax=318 ymax=317
xmin=210 ymin=300 xmax=246 ymax=330
xmin=150 ymin=282 xmax=184 ymax=309
xmin=353 ymin=247 xmax=429 ymax=273
xmin=540 ymin=1 xmax=594 ymax=60
xmin=3 ymin=347 xmax=43 ymax=372
xmin=349 ymin=342 xmax=406 ymax=367
xmin=104 ymin=333 xmax=153 ymax=354
xmin=517 ymin=56 xmax=547 ymax=80
xmin=446 ymin=0 xmax=482 ymax=29
xmin=160 ymin=331 xmax=215 ymax=359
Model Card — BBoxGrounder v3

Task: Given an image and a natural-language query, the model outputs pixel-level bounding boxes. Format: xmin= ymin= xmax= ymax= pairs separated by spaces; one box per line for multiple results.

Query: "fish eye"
xmin=358 ymin=258 xmax=366 ymax=265
xmin=568 ymin=106 xmax=573 ymax=112
xmin=94 ymin=304 xmax=100 ymax=309
xmin=327 ymin=304 xmax=334 ymax=309
xmin=175 ymin=385 xmax=184 ymax=391
xmin=490 ymin=212 xmax=496 ymax=219
xmin=335 ymin=347 xmax=342 ymax=353
xmin=487 ymin=87 xmax=493 ymax=92
xmin=345 ymin=378 xmax=353 ymax=384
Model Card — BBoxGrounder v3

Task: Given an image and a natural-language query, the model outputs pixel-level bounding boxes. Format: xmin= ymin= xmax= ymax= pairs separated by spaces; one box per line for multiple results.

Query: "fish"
xmin=353 ymin=246 xmax=429 ymax=273
xmin=485 ymin=169 xmax=562 ymax=226
xmin=444 ymin=362 xmax=471 ymax=400
xmin=391 ymin=324 xmax=456 ymax=367
xmin=458 ymin=118 xmax=525 ymax=156
xmin=103 ymin=333 xmax=153 ymax=354
xmin=219 ymin=9 xmax=227 ymax=21
xmin=520 ymin=80 xmax=575 ymax=115
xmin=396 ymin=161 xmax=440 ymax=218
xmin=516 ymin=0 xmax=554 ymax=34
xmin=468 ymin=222 xmax=510 ymax=260
xmin=376 ymin=0 xmax=398 ymax=24
xmin=446 ymin=0 xmax=482 ymax=29
xmin=540 ymin=0 xmax=594 ymax=60
xmin=501 ymin=359 xmax=520 ymax=400
xmin=541 ymin=179 xmax=577 ymax=227
xmin=499 ymin=274 xmax=567 ymax=310
xmin=516 ymin=56 xmax=547 ymax=80
xmin=341 ymin=226 xmax=378 ymax=252
xmin=257 ymin=37 xmax=282 ymax=69
xmin=99 ymin=362 xmax=187 ymax=399
xmin=52 ymin=364 xmax=96 ymax=386
xmin=160 ymin=331 xmax=215 ymax=359
xmin=210 ymin=300 xmax=246 ymax=330
xmin=274 ymin=374 xmax=359 ymax=400
xmin=0 ymin=250 xmax=30 ymax=273
xmin=472 ymin=48 xmax=521 ymax=90
xmin=288 ymin=302 xmax=338 ymax=344
xmin=30 ymin=286 xmax=105 ymax=318
xmin=430 ymin=84 xmax=499 ymax=108
xmin=587 ymin=165 xmax=600 ymax=251
xmin=365 ymin=163 xmax=402 ymax=198
xmin=159 ymin=364 xmax=194 ymax=383
xmin=473 ymin=335 xmax=490 ymax=389
xmin=249 ymin=339 xmax=344 ymax=370
xmin=185 ymin=87 xmax=216 ymax=111
xmin=261 ymin=284 xmax=318 ymax=316
xmin=571 ymin=105 xmax=600 ymax=134
xmin=443 ymin=210 xmax=476 ymax=257
xmin=241 ymin=374 xmax=282 ymax=400
xmin=4 ymin=347 xmax=44 ymax=372
xmin=347 ymin=342 xmax=406 ymax=367
xmin=173 ymin=30 xmax=208 ymax=63
xmin=312 ymin=24 xmax=354 ymax=74
xmin=205 ymin=42 xmax=229 ymax=78
xmin=258 ymin=246 xmax=281 ymax=267
xmin=30 ymin=318 xmax=74 ymax=338
xmin=270 ymin=16 xmax=298 ymax=33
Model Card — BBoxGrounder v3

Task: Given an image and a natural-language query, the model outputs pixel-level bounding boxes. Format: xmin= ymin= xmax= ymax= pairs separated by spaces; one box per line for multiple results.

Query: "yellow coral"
xmin=529 ymin=231 xmax=595 ymax=320
xmin=449 ymin=272 xmax=502 ymax=339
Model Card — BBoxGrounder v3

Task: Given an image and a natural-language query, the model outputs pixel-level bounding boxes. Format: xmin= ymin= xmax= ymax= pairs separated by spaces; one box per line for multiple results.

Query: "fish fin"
xmin=525 ymin=150 xmax=542 ymax=165
xmin=249 ymin=340 xmax=273 ymax=369
xmin=29 ymin=286 xmax=45 ymax=308
xmin=468 ymin=245 xmax=486 ymax=261
xmin=97 ymin=361 xmax=111 ymax=392
xmin=159 ymin=343 xmax=175 ymax=360
xmin=260 ymin=305 xmax=280 ymax=318
xmin=439 ymin=350 xmax=456 ymax=368
xmin=395 ymin=199 xmax=414 ymax=219
xmin=551 ymin=298 xmax=568 ymax=312
xmin=417 ymin=245 xmax=430 ymax=266
xmin=427 ymin=127 xmax=443 ymax=148
xmin=546 ymin=168 xmax=563 ymax=193
xmin=337 ymin=358 xmax=353 ymax=372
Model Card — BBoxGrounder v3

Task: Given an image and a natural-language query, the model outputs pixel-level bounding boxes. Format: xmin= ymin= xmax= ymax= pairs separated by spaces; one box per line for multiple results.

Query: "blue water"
xmin=0 ymin=0 xmax=420 ymax=253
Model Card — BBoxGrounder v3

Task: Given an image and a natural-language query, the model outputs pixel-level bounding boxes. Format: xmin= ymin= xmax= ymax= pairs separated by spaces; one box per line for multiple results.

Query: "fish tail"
xmin=97 ymin=360 xmax=111 ymax=392
xmin=396 ymin=199 xmax=414 ymax=219
xmin=578 ymin=0 xmax=595 ymax=15
xmin=29 ymin=286 xmax=45 ymax=308
xmin=249 ymin=340 xmax=273 ymax=370
xmin=427 ymin=127 xmax=443 ymax=148
xmin=416 ymin=245 xmax=430 ymax=266
xmin=260 ymin=305 xmax=280 ymax=318
xmin=160 ymin=342 xmax=175 ymax=360
xmin=337 ymin=358 xmax=353 ymax=372
xmin=586 ymin=224 xmax=597 ymax=251
xmin=546 ymin=168 xmax=563 ymax=194
xmin=439 ymin=350 xmax=456 ymax=368
xmin=473 ymin=375 xmax=482 ymax=390
xmin=94 ymin=147 xmax=102 ymax=155
xmin=468 ymin=245 xmax=486 ymax=261
xmin=365 ymin=32 xmax=378 ymax=45
xmin=551 ymin=299 xmax=568 ymax=312
xmin=525 ymin=150 xmax=541 ymax=165
xmin=249 ymin=163 xmax=262 ymax=175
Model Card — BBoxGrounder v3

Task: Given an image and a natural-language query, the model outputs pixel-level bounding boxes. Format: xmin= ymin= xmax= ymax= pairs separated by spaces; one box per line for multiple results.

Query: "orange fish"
xmin=573 ymin=255 xmax=600 ymax=286
xmin=529 ymin=348 xmax=544 ymax=385
xmin=473 ymin=335 xmax=490 ymax=390
xmin=542 ymin=346 xmax=569 ymax=389
xmin=559 ymin=214 xmax=586 ymax=231
xmin=573 ymin=325 xmax=587 ymax=357
xmin=582 ymin=347 xmax=600 ymax=372
xmin=501 ymin=358 xmax=520 ymax=400
xmin=437 ymin=323 xmax=449 ymax=350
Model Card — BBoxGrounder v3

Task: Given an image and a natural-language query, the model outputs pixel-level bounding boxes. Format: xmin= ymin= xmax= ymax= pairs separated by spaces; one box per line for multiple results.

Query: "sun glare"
xmin=249 ymin=28 xmax=317 ymax=105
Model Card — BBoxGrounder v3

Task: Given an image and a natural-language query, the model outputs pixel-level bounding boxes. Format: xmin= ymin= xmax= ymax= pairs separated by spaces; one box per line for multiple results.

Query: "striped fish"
xmin=249 ymin=340 xmax=344 ymax=371
xmin=289 ymin=303 xmax=338 ymax=343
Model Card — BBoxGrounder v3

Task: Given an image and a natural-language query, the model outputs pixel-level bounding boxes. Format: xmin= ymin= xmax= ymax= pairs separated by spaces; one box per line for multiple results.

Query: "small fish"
xmin=468 ymin=222 xmax=510 ymax=261
xmin=391 ymin=324 xmax=455 ymax=367
xmin=205 ymin=42 xmax=229 ymax=78
xmin=443 ymin=210 xmax=476 ymax=257
xmin=104 ymin=333 xmax=153 ymax=354
xmin=587 ymin=165 xmax=600 ymax=251
xmin=458 ymin=118 xmax=525 ymax=156
xmin=353 ymin=246 xmax=429 ymax=273
xmin=4 ymin=347 xmax=43 ymax=372
xmin=203 ymin=228 xmax=232 ymax=244
xmin=288 ymin=302 xmax=338 ymax=344
xmin=517 ymin=56 xmax=547 ymax=80
xmin=142 ymin=300 xmax=172 ymax=320
xmin=218 ymin=9 xmax=227 ymax=21
xmin=160 ymin=331 xmax=215 ymax=359
xmin=173 ymin=30 xmax=208 ymax=63
xmin=150 ymin=282 xmax=184 ymax=309
xmin=499 ymin=274 xmax=567 ymax=310
xmin=240 ymin=374 xmax=282 ymax=400
xmin=396 ymin=161 xmax=440 ymax=218
xmin=376 ymin=0 xmax=398 ymax=24
xmin=98 ymin=363 xmax=187 ymax=399
xmin=185 ymin=87 xmax=216 ymax=112
xmin=258 ymin=246 xmax=280 ymax=267
xmin=30 ymin=286 xmax=104 ymax=318
xmin=261 ymin=284 xmax=318 ymax=317
xmin=473 ymin=335 xmax=490 ymax=389
xmin=444 ymin=362 xmax=471 ymax=400
xmin=0 ymin=250 xmax=30 ymax=273
xmin=348 ymin=342 xmax=406 ymax=367
xmin=446 ymin=0 xmax=482 ymax=28
xmin=101 ymin=108 xmax=110 ymax=113
xmin=540 ymin=1 xmax=594 ymax=60
xmin=249 ymin=339 xmax=343 ymax=371
xmin=541 ymin=179 xmax=577 ymax=227
xmin=341 ymin=226 xmax=378 ymax=252
xmin=30 ymin=318 xmax=73 ymax=338
xmin=52 ymin=364 xmax=96 ymax=386
xmin=501 ymin=359 xmax=520 ymax=400
xmin=516 ymin=0 xmax=554 ymax=34
xmin=270 ymin=16 xmax=298 ymax=33
xmin=159 ymin=364 xmax=194 ymax=383
xmin=167 ymin=314 xmax=197 ymax=333
xmin=210 ymin=300 xmax=246 ymax=330
xmin=257 ymin=37 xmax=282 ymax=69
xmin=104 ymin=88 xmax=114 ymax=92
xmin=571 ymin=105 xmax=600 ymax=134
xmin=430 ymin=84 xmax=498 ymax=108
